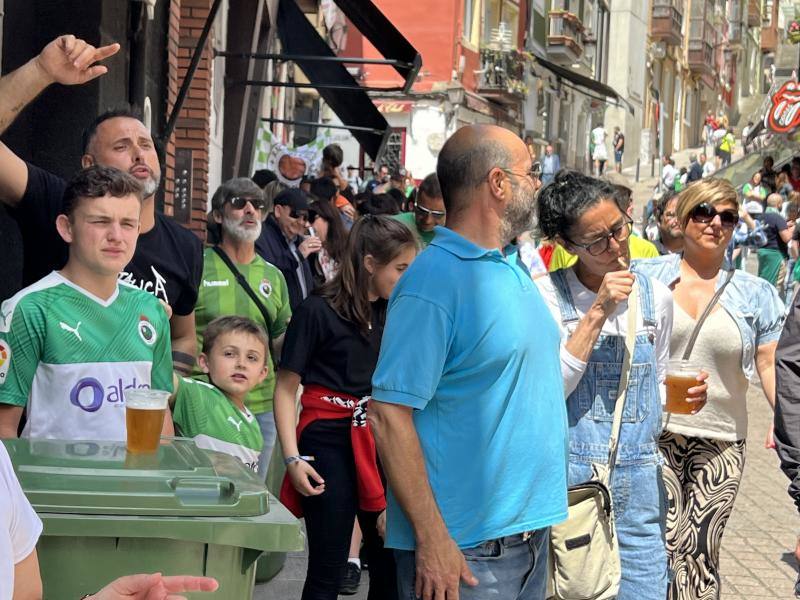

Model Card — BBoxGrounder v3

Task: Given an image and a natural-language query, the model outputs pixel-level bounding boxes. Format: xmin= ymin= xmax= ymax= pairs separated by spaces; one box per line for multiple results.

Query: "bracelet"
xmin=284 ymin=455 xmax=314 ymax=466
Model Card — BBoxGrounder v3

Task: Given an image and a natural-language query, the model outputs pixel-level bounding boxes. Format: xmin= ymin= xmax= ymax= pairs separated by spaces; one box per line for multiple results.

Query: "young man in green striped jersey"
xmin=171 ymin=316 xmax=268 ymax=472
xmin=0 ymin=166 xmax=174 ymax=440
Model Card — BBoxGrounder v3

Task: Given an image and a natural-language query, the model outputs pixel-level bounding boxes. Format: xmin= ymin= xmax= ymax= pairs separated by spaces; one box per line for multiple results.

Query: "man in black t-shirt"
xmin=0 ymin=35 xmax=202 ymax=374
xmin=613 ymin=126 xmax=625 ymax=173
xmin=757 ymin=193 xmax=794 ymax=292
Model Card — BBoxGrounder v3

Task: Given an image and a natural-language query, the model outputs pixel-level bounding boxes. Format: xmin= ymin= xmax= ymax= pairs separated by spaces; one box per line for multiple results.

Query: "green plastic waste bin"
xmin=4 ymin=437 xmax=304 ymax=599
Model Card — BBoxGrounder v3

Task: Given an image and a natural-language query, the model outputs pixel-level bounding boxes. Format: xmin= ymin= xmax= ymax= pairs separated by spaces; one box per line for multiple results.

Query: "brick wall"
xmin=164 ymin=0 xmax=213 ymax=240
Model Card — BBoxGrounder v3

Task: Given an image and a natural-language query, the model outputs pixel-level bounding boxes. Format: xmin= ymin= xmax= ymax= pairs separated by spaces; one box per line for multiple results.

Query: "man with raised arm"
xmin=0 ymin=35 xmax=202 ymax=375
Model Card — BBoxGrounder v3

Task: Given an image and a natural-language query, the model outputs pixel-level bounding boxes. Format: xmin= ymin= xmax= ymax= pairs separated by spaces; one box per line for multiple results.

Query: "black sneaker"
xmin=339 ymin=562 xmax=362 ymax=595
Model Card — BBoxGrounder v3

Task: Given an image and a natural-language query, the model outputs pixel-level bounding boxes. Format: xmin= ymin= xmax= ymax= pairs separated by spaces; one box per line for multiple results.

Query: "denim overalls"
xmin=550 ymin=271 xmax=668 ymax=600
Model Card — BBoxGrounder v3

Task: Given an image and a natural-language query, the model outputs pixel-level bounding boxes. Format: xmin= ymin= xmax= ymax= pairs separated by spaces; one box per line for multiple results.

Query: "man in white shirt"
xmin=701 ymin=152 xmax=716 ymax=178
xmin=662 ymin=156 xmax=678 ymax=190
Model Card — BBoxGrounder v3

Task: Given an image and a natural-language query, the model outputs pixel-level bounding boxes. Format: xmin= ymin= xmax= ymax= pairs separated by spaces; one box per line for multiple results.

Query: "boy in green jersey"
xmin=171 ymin=316 xmax=268 ymax=472
xmin=0 ymin=166 xmax=174 ymax=440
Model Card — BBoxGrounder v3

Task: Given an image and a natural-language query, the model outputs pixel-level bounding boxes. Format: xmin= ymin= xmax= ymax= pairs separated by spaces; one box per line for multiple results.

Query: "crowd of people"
xmin=2 ymin=34 xmax=800 ymax=600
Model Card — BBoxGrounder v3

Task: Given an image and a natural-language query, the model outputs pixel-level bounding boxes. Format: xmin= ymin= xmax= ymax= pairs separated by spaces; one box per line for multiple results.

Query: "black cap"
xmin=390 ymin=167 xmax=407 ymax=181
xmin=273 ymin=188 xmax=311 ymax=211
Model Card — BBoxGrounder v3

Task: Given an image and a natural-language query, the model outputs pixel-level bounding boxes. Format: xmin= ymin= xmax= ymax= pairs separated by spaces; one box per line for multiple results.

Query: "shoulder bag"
xmin=547 ymin=281 xmax=640 ymax=600
xmin=211 ymin=246 xmax=276 ymax=368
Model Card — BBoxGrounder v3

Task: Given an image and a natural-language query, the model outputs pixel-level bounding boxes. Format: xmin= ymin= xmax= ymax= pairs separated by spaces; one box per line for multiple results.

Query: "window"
xmin=483 ymin=0 xmax=520 ymax=49
xmin=463 ymin=0 xmax=478 ymax=45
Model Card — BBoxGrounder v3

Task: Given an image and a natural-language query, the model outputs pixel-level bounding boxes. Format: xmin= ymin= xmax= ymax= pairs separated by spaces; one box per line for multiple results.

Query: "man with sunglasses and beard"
xmin=256 ymin=188 xmax=319 ymax=310
xmin=197 ymin=178 xmax=292 ymax=479
xmin=393 ymin=173 xmax=446 ymax=248
xmin=0 ymin=35 xmax=203 ymax=376
xmin=370 ymin=125 xmax=568 ymax=600
xmin=757 ymin=193 xmax=794 ymax=293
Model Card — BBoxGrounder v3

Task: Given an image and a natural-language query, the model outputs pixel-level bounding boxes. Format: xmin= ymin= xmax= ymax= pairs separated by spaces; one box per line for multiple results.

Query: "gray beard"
xmin=500 ymin=182 xmax=537 ymax=245
xmin=223 ymin=215 xmax=262 ymax=243
xmin=142 ymin=175 xmax=160 ymax=198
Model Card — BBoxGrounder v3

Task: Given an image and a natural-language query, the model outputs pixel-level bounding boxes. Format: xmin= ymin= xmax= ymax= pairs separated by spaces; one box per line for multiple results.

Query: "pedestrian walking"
xmin=537 ymin=170 xmax=698 ymax=599
xmin=757 ymin=193 xmax=794 ymax=294
xmin=634 ymin=178 xmax=785 ymax=600
xmin=613 ymin=126 xmax=625 ymax=173
xmin=591 ymin=124 xmax=609 ymax=176
xmin=274 ymin=215 xmax=418 ymax=600
xmin=370 ymin=124 xmax=568 ymax=600
xmin=541 ymin=143 xmax=560 ymax=185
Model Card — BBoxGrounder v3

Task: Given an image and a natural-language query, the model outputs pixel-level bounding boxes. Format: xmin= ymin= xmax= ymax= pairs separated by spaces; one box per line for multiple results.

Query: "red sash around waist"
xmin=279 ymin=384 xmax=386 ymax=517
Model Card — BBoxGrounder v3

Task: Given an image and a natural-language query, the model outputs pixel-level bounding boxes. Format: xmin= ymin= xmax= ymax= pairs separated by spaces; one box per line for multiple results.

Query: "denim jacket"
xmin=633 ymin=253 xmax=785 ymax=380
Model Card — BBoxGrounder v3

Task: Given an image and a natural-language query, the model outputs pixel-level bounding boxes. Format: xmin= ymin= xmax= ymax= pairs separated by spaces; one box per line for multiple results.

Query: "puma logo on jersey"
xmin=227 ymin=416 xmax=243 ymax=432
xmin=60 ymin=321 xmax=83 ymax=342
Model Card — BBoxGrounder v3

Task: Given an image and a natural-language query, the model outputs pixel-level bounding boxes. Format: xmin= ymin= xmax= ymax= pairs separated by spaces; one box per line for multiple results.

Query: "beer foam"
xmin=125 ymin=388 xmax=170 ymax=409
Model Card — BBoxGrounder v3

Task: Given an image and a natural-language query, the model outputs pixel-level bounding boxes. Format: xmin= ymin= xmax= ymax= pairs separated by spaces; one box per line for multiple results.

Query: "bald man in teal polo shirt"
xmin=370 ymin=125 xmax=568 ymax=600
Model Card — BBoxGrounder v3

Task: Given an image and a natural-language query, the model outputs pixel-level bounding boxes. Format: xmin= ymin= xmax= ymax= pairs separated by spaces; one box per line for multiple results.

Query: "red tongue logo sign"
xmin=767 ymin=81 xmax=800 ymax=134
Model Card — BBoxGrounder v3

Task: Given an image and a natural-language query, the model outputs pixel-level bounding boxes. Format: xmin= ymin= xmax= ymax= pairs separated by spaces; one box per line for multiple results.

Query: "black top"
xmin=10 ymin=162 xmax=203 ymax=315
xmin=0 ymin=204 xmax=23 ymax=302
xmin=687 ymin=161 xmax=703 ymax=182
xmin=613 ymin=132 xmax=625 ymax=152
xmin=280 ymin=294 xmax=387 ymax=398
xmin=255 ymin=215 xmax=315 ymax=310
xmin=760 ymin=211 xmax=789 ymax=256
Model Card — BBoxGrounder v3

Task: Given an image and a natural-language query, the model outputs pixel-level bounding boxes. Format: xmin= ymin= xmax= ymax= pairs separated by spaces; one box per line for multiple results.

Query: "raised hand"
xmin=34 ymin=35 xmax=120 ymax=87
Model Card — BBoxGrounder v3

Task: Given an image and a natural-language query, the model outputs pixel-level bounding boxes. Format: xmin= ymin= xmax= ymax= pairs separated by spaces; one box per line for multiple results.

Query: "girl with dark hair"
xmin=273 ymin=215 xmax=418 ymax=600
xmin=307 ymin=200 xmax=347 ymax=286
xmin=535 ymin=170 xmax=707 ymax=600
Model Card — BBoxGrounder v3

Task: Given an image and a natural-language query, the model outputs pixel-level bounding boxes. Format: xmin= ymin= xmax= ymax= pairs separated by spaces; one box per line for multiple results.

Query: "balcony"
xmin=651 ymin=0 xmax=684 ymax=46
xmin=747 ymin=0 xmax=761 ymax=27
xmin=688 ymin=18 xmax=715 ymax=79
xmin=762 ymin=26 xmax=778 ymax=52
xmin=547 ymin=10 xmax=584 ymax=64
xmin=476 ymin=48 xmax=528 ymax=105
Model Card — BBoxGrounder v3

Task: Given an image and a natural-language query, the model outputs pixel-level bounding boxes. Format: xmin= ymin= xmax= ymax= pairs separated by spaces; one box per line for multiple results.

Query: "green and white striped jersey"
xmin=0 ymin=272 xmax=173 ymax=441
xmin=172 ymin=377 xmax=263 ymax=472
xmin=193 ymin=248 xmax=291 ymax=414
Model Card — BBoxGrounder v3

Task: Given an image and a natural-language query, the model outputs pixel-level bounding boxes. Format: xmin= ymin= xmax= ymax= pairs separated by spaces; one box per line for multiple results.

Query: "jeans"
xmin=299 ymin=419 xmax=396 ymax=600
xmin=394 ymin=528 xmax=550 ymax=600
xmin=255 ymin=410 xmax=277 ymax=480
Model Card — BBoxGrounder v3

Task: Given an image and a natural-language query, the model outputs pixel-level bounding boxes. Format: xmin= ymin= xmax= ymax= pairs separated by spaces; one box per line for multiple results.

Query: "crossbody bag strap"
xmin=681 ymin=269 xmax=735 ymax=360
xmin=212 ymin=246 xmax=276 ymax=368
xmin=607 ymin=279 xmax=639 ymax=478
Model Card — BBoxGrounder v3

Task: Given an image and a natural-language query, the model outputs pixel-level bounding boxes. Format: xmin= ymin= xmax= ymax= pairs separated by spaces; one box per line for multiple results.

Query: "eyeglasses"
xmin=566 ymin=217 xmax=633 ymax=256
xmin=289 ymin=209 xmax=309 ymax=221
xmin=228 ymin=196 xmax=266 ymax=211
xmin=688 ymin=203 xmax=738 ymax=229
xmin=415 ymin=204 xmax=446 ymax=219
xmin=499 ymin=162 xmax=542 ymax=181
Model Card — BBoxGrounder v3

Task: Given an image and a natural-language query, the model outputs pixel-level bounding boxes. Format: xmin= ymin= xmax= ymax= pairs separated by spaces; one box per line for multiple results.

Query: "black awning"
xmin=534 ymin=56 xmax=634 ymax=115
xmin=333 ymin=0 xmax=422 ymax=93
xmin=276 ymin=0 xmax=391 ymax=159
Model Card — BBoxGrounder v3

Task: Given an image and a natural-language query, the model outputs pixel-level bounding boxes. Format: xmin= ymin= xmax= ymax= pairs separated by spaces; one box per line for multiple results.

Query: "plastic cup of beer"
xmin=125 ymin=389 xmax=170 ymax=454
xmin=665 ymin=359 xmax=705 ymax=415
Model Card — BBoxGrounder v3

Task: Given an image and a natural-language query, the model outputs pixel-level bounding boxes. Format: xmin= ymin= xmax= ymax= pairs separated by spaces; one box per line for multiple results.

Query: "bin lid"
xmin=3 ymin=438 xmax=270 ymax=517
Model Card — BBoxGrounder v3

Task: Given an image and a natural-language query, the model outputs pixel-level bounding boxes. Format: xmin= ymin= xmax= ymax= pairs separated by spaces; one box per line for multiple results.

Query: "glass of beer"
xmin=665 ymin=359 xmax=706 ymax=414
xmin=125 ymin=389 xmax=170 ymax=454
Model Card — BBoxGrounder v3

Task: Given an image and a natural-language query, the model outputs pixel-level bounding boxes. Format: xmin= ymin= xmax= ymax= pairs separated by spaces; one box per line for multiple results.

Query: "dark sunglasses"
xmin=415 ymin=204 xmax=446 ymax=219
xmin=289 ymin=209 xmax=309 ymax=221
xmin=228 ymin=196 xmax=266 ymax=211
xmin=689 ymin=203 xmax=738 ymax=229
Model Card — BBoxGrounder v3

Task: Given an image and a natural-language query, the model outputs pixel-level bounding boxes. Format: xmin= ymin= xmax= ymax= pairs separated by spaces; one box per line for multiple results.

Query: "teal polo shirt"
xmin=372 ymin=226 xmax=569 ymax=550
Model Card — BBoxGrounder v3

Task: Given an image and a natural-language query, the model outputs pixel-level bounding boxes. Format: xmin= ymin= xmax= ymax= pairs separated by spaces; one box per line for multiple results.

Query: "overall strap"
xmin=635 ymin=272 xmax=658 ymax=328
xmin=607 ymin=280 xmax=639 ymax=477
xmin=550 ymin=269 xmax=580 ymax=326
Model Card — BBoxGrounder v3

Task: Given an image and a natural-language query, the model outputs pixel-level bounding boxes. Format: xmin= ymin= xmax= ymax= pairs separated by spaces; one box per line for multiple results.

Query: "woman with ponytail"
xmin=273 ymin=215 xmax=418 ymax=600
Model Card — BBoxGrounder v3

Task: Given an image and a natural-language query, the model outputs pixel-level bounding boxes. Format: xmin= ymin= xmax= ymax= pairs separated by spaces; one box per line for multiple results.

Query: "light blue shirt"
xmin=542 ymin=153 xmax=560 ymax=175
xmin=372 ymin=226 xmax=569 ymax=550
xmin=633 ymin=253 xmax=785 ymax=379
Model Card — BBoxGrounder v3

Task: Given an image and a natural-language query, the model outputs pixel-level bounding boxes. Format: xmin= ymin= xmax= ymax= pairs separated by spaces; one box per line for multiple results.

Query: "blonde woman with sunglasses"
xmin=634 ymin=178 xmax=785 ymax=600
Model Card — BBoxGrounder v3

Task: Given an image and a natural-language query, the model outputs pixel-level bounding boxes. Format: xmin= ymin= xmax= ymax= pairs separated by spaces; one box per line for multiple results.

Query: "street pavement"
xmin=255 ymin=152 xmax=800 ymax=599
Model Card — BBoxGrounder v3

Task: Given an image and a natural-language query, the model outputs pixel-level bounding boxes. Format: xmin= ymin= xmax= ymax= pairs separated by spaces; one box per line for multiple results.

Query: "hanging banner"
xmin=252 ymin=125 xmax=335 ymax=186
xmin=766 ymin=80 xmax=800 ymax=134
